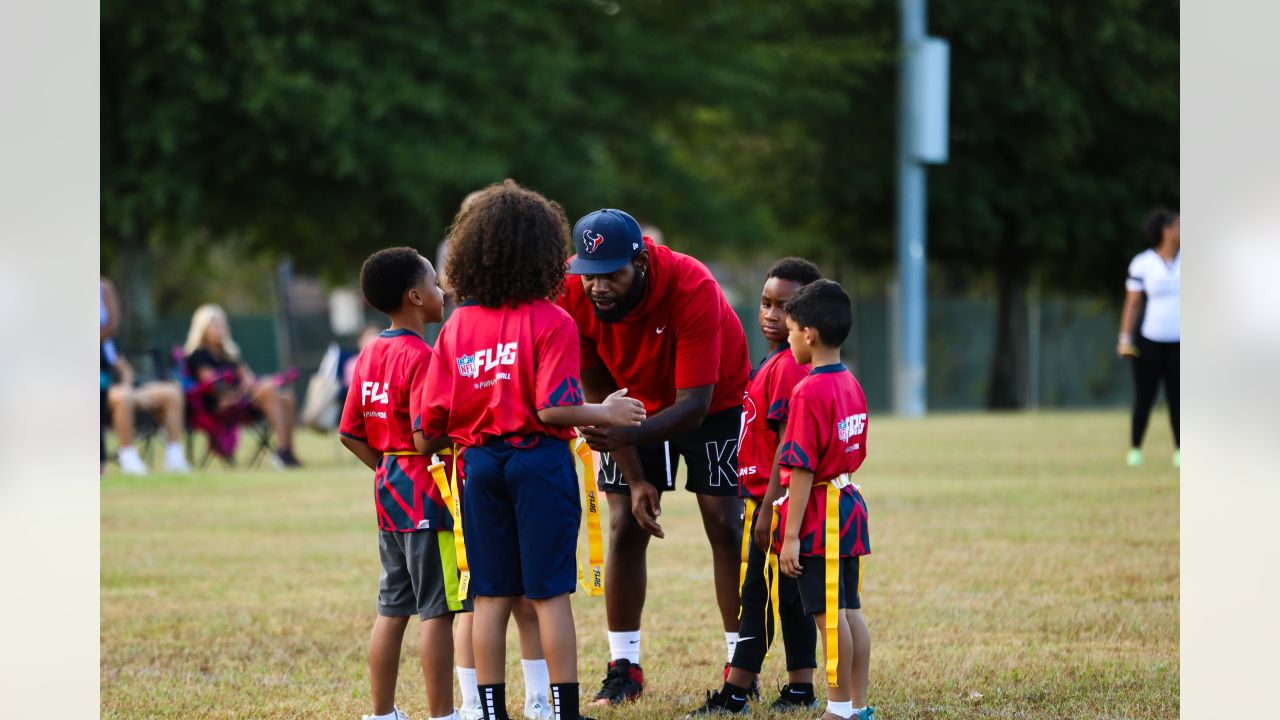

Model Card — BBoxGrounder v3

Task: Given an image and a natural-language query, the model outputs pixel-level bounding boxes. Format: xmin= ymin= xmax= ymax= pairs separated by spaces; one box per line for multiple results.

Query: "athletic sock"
xmin=549 ymin=682 xmax=579 ymax=720
xmin=850 ymin=707 xmax=867 ymax=719
xmin=607 ymin=630 xmax=641 ymax=664
xmin=431 ymin=713 xmax=460 ymax=720
xmin=369 ymin=708 xmax=403 ymax=720
xmin=720 ymin=682 xmax=750 ymax=711
xmin=458 ymin=666 xmax=480 ymax=708
xmin=521 ymin=658 xmax=550 ymax=700
xmin=827 ymin=700 xmax=854 ymax=719
xmin=724 ymin=632 xmax=739 ymax=664
xmin=479 ymin=683 xmax=508 ymax=720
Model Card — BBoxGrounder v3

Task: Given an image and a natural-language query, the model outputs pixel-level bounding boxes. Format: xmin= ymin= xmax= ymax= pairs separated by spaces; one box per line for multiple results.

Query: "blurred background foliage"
xmin=101 ymin=0 xmax=1177 ymax=408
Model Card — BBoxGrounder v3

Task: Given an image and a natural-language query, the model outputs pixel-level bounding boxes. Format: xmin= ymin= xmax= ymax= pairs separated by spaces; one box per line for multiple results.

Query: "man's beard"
xmin=593 ymin=272 xmax=647 ymax=323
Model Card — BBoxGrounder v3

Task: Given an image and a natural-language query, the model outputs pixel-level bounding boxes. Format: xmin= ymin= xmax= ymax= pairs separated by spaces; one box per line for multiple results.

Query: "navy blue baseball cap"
xmin=567 ymin=209 xmax=645 ymax=275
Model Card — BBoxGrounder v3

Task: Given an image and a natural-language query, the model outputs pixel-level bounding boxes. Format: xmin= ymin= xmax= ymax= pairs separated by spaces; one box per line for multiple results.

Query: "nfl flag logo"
xmin=457 ymin=354 xmax=477 ymax=378
xmin=838 ymin=413 xmax=866 ymax=442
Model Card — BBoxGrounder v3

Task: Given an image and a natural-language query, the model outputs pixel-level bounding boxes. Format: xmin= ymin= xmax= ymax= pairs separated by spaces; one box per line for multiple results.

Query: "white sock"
xmin=850 ymin=707 xmax=866 ymax=718
xmin=827 ymin=700 xmax=854 ymax=719
xmin=457 ymin=666 xmax=479 ymax=707
xmin=430 ymin=713 xmax=459 ymax=720
xmin=119 ymin=445 xmax=141 ymax=463
xmin=724 ymin=632 xmax=739 ymax=664
xmin=521 ymin=658 xmax=549 ymax=700
xmin=369 ymin=708 xmax=402 ymax=720
xmin=608 ymin=630 xmax=641 ymax=664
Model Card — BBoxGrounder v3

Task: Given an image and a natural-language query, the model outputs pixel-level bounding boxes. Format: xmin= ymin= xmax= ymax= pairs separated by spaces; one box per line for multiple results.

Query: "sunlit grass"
xmin=102 ymin=411 xmax=1178 ymax=719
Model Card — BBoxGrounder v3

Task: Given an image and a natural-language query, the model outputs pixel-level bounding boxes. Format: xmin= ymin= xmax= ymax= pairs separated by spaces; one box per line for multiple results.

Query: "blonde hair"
xmin=184 ymin=303 xmax=241 ymax=359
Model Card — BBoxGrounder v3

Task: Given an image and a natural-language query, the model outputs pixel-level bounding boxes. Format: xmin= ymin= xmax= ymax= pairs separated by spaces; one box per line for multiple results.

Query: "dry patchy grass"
xmin=102 ymin=411 xmax=1178 ymax=719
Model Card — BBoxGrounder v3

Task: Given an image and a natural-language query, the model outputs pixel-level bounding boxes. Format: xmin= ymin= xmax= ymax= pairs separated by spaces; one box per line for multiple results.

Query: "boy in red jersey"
xmin=776 ymin=280 xmax=873 ymax=720
xmin=339 ymin=247 xmax=464 ymax=720
xmin=686 ymin=258 xmax=824 ymax=716
xmin=419 ymin=181 xmax=645 ymax=720
xmin=558 ymin=209 xmax=751 ymax=705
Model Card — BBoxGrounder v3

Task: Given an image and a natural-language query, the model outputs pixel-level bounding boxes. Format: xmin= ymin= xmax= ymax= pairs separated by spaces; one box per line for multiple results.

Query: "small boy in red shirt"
xmin=339 ymin=247 xmax=463 ymax=720
xmin=419 ymin=180 xmax=645 ymax=720
xmin=776 ymin=279 xmax=873 ymax=720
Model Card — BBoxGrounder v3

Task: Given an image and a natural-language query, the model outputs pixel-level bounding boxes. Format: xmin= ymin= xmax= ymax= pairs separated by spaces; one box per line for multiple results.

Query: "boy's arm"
xmin=414 ymin=432 xmax=452 ymax=457
xmin=752 ymin=420 xmax=788 ymax=553
xmin=536 ymin=387 xmax=645 ymax=429
xmin=340 ymin=434 xmax=380 ymax=470
xmin=779 ymin=466 xmax=813 ymax=578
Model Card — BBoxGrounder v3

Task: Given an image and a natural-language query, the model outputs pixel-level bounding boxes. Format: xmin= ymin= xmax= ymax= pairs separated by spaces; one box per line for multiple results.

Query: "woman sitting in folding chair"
xmin=183 ymin=303 xmax=302 ymax=468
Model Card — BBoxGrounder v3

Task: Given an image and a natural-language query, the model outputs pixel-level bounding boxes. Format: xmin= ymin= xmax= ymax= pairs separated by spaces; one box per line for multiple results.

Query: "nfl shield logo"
xmin=457 ymin=354 xmax=477 ymax=378
xmin=838 ymin=417 xmax=853 ymax=442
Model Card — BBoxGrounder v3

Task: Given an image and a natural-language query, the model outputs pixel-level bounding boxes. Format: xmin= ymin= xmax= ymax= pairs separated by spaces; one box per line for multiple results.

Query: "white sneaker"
xmin=164 ymin=444 xmax=192 ymax=473
xmin=119 ymin=447 xmax=148 ymax=475
xmin=459 ymin=704 xmax=483 ymax=720
xmin=362 ymin=707 xmax=410 ymax=720
xmin=525 ymin=695 xmax=553 ymax=720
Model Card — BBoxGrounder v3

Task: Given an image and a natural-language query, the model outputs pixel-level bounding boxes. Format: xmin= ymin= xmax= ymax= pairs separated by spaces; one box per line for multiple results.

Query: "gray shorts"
xmin=378 ymin=529 xmax=472 ymax=620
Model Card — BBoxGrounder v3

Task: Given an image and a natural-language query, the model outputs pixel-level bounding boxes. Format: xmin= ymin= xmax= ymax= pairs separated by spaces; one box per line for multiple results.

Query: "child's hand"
xmin=752 ymin=505 xmax=774 ymax=553
xmin=779 ymin=536 xmax=803 ymax=578
xmin=602 ymin=387 xmax=646 ymax=427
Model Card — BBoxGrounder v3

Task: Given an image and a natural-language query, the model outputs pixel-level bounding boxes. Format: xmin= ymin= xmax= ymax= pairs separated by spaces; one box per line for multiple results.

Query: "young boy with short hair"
xmin=419 ymin=180 xmax=646 ymax=720
xmin=339 ymin=247 xmax=466 ymax=720
xmin=686 ymin=257 xmax=824 ymax=716
xmin=776 ymin=279 xmax=874 ymax=720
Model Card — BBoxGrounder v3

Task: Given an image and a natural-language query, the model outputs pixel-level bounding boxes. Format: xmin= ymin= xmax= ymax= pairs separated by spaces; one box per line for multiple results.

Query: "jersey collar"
xmin=810 ymin=363 xmax=847 ymax=375
xmin=379 ymin=328 xmax=423 ymax=340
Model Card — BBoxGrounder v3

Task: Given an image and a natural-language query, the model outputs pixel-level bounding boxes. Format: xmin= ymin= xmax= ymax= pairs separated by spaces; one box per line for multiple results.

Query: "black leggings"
xmin=732 ymin=503 xmax=816 ymax=674
xmin=1130 ymin=336 xmax=1179 ymax=449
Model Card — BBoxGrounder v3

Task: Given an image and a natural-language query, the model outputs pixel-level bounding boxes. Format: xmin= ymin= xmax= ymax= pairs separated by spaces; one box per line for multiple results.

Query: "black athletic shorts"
xmin=597 ymin=406 xmax=742 ymax=497
xmin=796 ymin=555 xmax=861 ymax=615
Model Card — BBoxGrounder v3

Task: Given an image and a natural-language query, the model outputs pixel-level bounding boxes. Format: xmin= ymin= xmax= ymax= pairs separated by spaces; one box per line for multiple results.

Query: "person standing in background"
xmin=1117 ymin=208 xmax=1180 ymax=467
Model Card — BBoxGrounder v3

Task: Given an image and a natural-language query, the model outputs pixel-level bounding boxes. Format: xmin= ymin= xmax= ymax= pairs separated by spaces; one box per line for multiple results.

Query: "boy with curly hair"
xmin=419 ymin=180 xmax=645 ymax=720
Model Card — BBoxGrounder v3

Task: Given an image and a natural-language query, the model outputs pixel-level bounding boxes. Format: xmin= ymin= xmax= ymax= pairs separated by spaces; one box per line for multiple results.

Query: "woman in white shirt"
xmin=1117 ymin=208 xmax=1180 ymax=467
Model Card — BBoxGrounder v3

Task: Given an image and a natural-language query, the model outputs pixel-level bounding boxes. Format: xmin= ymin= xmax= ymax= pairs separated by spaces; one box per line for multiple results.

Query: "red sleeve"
xmin=409 ymin=347 xmax=432 ymax=434
xmin=778 ymin=385 xmax=818 ymax=472
xmin=423 ymin=330 xmax=453 ymax=439
xmin=536 ymin=313 xmax=585 ymax=409
xmin=672 ymin=277 xmax=723 ymax=389
xmin=765 ymin=359 xmax=807 ymax=426
xmin=338 ymin=355 xmax=366 ymax=441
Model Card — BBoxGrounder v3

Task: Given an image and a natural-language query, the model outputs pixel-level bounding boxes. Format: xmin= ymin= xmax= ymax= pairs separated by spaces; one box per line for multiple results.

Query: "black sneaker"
xmin=588 ymin=659 xmax=644 ymax=707
xmin=769 ymin=683 xmax=818 ymax=710
xmin=685 ymin=688 xmax=750 ymax=717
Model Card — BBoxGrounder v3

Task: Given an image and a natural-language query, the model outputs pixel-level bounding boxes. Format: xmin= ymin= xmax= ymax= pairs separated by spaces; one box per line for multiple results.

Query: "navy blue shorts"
xmin=461 ymin=436 xmax=581 ymax=599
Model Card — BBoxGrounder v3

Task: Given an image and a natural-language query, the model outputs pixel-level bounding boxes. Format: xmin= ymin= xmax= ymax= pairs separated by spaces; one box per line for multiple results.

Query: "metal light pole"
xmin=895 ymin=0 xmax=948 ymax=417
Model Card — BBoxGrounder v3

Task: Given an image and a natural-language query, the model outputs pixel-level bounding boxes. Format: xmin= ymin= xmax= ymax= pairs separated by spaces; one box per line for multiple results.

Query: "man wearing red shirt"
xmin=559 ymin=208 xmax=751 ymax=706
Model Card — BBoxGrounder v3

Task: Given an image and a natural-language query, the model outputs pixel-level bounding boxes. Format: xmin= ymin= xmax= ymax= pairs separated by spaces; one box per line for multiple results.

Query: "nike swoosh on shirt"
xmin=655 ymin=327 xmax=665 ymax=334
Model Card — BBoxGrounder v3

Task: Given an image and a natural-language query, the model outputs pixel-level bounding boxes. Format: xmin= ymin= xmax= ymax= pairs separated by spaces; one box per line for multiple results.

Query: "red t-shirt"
xmin=738 ymin=347 xmax=809 ymax=499
xmin=774 ymin=364 xmax=870 ymax=558
xmin=557 ymin=239 xmax=750 ymax=416
xmin=339 ymin=329 xmax=450 ymax=533
xmin=422 ymin=299 xmax=584 ymax=448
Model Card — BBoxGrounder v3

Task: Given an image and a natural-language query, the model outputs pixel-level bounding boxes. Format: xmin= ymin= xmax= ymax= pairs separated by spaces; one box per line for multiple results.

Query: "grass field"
xmin=101 ymin=411 xmax=1179 ymax=719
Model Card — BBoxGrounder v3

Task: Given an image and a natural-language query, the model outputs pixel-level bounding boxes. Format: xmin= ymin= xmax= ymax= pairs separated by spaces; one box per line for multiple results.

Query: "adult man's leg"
xmin=590 ymin=493 xmax=651 ymax=707
xmin=697 ymin=493 xmax=745 ymax=633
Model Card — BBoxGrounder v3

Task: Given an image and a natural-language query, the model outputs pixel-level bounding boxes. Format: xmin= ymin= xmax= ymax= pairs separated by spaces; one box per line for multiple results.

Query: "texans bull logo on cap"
xmin=583 ymin=230 xmax=605 ymax=254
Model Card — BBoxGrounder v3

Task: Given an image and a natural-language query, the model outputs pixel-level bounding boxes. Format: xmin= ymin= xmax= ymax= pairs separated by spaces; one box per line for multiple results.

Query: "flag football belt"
xmin=418 ymin=448 xmax=469 ymax=604
xmin=572 ymin=438 xmax=605 ymax=596
xmin=824 ymin=471 xmax=856 ymax=687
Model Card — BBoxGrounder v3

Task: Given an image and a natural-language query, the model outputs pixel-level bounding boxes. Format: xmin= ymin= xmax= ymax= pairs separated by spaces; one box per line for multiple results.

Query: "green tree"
xmin=929 ymin=0 xmax=1178 ymax=407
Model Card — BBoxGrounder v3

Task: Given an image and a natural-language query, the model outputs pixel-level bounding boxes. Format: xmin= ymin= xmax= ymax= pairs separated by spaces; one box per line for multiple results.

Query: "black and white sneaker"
xmin=685 ymin=688 xmax=750 ymax=717
xmin=769 ymin=683 xmax=818 ymax=710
